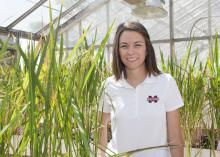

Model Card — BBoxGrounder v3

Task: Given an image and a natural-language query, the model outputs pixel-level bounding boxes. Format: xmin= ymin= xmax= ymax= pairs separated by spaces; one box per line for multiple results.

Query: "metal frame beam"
xmin=0 ymin=26 xmax=40 ymax=40
xmin=7 ymin=0 xmax=47 ymax=29
xmin=151 ymin=35 xmax=220 ymax=43
xmin=59 ymin=0 xmax=109 ymax=33
xmin=64 ymin=34 xmax=220 ymax=50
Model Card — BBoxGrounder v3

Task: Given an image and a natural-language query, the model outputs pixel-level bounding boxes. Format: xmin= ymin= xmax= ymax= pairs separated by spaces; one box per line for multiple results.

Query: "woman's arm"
xmin=167 ymin=109 xmax=184 ymax=157
xmin=98 ymin=111 xmax=110 ymax=157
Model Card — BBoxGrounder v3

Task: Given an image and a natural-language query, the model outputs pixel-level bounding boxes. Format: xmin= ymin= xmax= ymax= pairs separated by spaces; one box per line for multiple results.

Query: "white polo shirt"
xmin=99 ymin=73 xmax=184 ymax=157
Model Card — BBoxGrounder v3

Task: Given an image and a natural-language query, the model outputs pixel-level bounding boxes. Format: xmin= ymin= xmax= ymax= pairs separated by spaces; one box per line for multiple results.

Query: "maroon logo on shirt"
xmin=147 ymin=95 xmax=159 ymax=103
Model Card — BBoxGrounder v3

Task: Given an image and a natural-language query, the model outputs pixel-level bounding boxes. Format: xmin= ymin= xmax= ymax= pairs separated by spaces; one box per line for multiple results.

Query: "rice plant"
xmin=0 ymin=3 xmax=114 ymax=156
xmin=160 ymin=35 xmax=219 ymax=157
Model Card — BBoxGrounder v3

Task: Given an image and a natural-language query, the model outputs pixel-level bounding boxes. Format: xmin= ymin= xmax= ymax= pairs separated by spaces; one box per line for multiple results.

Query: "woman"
xmin=98 ymin=21 xmax=184 ymax=157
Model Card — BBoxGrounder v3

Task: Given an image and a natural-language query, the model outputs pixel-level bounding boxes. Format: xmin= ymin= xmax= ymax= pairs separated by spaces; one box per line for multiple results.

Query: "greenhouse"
xmin=0 ymin=0 xmax=220 ymax=156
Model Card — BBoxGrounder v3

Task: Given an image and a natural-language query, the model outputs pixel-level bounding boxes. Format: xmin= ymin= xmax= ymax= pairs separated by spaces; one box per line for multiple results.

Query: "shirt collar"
xmin=113 ymin=73 xmax=158 ymax=88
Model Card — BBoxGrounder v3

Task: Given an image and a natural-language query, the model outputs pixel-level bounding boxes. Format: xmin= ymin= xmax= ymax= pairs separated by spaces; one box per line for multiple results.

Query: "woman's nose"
xmin=127 ymin=46 xmax=135 ymax=55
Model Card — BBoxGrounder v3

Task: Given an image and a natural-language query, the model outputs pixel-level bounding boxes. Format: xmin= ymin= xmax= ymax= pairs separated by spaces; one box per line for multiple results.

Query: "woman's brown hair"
xmin=112 ymin=21 xmax=161 ymax=80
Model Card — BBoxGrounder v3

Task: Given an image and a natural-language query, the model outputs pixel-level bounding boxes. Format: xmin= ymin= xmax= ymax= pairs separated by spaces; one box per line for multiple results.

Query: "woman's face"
xmin=119 ymin=30 xmax=147 ymax=72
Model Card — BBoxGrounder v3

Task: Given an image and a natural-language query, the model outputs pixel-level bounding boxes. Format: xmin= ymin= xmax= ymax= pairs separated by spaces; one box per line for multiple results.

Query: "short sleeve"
xmin=164 ymin=76 xmax=184 ymax=112
xmin=98 ymin=81 xmax=111 ymax=113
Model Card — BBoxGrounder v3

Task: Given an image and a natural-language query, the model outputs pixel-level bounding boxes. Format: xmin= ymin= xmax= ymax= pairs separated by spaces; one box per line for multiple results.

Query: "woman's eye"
xmin=120 ymin=45 xmax=127 ymax=48
xmin=134 ymin=44 xmax=141 ymax=47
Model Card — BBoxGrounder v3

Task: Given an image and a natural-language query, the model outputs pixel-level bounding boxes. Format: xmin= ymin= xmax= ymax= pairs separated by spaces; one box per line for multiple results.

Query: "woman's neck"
xmin=125 ymin=68 xmax=148 ymax=88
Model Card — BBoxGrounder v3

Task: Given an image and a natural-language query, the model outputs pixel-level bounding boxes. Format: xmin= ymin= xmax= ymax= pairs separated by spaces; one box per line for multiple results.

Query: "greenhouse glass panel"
xmin=211 ymin=0 xmax=220 ymax=35
xmin=152 ymin=43 xmax=170 ymax=65
xmin=14 ymin=8 xmax=57 ymax=33
xmin=13 ymin=0 xmax=82 ymax=33
xmin=59 ymin=0 xmax=95 ymax=26
xmin=173 ymin=0 xmax=220 ymax=38
xmin=0 ymin=0 xmax=40 ymax=27
xmin=63 ymin=23 xmax=80 ymax=48
xmin=174 ymin=40 xmax=209 ymax=63
xmin=82 ymin=3 xmax=107 ymax=45
xmin=173 ymin=0 xmax=207 ymax=38
xmin=143 ymin=19 xmax=170 ymax=40
xmin=0 ymin=34 xmax=14 ymax=45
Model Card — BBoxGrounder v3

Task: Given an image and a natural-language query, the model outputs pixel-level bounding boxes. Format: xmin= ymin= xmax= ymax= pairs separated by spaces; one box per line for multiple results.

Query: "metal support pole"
xmin=208 ymin=0 xmax=212 ymax=44
xmin=169 ymin=0 xmax=175 ymax=71
xmin=169 ymin=0 xmax=174 ymax=56
xmin=106 ymin=1 xmax=111 ymax=67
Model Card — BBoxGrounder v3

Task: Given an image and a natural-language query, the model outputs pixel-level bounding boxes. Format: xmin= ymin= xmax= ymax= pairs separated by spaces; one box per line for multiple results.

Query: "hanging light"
xmin=123 ymin=0 xmax=168 ymax=19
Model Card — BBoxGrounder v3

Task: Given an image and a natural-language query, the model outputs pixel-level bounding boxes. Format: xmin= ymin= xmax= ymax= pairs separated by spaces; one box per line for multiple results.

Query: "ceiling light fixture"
xmin=123 ymin=0 xmax=167 ymax=19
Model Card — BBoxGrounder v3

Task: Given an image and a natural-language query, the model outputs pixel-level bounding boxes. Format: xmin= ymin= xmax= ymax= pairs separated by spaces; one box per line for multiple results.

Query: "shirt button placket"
xmin=134 ymin=87 xmax=138 ymax=118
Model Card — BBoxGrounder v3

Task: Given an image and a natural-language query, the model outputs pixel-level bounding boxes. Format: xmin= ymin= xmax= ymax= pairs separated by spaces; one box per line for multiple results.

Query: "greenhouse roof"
xmin=0 ymin=0 xmax=220 ymax=61
xmin=0 ymin=0 xmax=99 ymax=39
xmin=0 ymin=0 xmax=219 ymax=38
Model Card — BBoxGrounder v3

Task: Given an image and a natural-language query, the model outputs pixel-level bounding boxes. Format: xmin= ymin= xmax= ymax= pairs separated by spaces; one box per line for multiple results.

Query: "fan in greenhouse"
xmin=122 ymin=0 xmax=167 ymax=19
